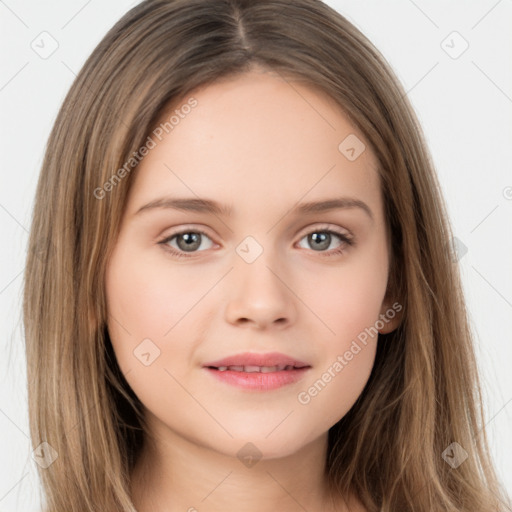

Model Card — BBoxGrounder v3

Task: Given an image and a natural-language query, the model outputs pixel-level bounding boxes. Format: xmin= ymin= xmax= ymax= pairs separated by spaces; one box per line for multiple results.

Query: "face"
xmin=105 ymin=68 xmax=399 ymax=460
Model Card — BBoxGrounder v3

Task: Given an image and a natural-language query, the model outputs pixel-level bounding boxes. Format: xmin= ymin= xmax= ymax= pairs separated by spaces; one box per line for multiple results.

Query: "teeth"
xmin=215 ymin=365 xmax=297 ymax=373
xmin=244 ymin=365 xmax=262 ymax=373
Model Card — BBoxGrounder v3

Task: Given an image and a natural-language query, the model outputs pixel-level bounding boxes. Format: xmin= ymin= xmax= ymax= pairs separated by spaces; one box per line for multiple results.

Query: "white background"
xmin=1 ymin=0 xmax=511 ymax=510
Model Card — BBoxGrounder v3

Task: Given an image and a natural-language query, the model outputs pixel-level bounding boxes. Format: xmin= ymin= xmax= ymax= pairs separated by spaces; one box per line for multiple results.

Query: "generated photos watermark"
xmin=297 ymin=301 xmax=402 ymax=405
xmin=93 ymin=97 xmax=198 ymax=200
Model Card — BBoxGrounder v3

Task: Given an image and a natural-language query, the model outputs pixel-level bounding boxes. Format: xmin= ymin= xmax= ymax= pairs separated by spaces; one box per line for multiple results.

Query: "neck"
xmin=130 ymin=417 xmax=353 ymax=512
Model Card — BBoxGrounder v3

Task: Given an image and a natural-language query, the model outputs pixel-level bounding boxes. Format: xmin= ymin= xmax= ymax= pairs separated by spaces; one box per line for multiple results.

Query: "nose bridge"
xmin=235 ymin=232 xmax=286 ymax=296
xmin=223 ymin=233 xmax=296 ymax=327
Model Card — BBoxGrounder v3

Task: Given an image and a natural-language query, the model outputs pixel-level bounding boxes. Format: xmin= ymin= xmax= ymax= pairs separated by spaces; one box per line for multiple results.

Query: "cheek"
xmin=105 ymin=247 xmax=193 ymax=370
xmin=104 ymin=248 xmax=208 ymax=425
xmin=295 ymin=274 xmax=382 ymax=431
xmin=303 ymin=248 xmax=388 ymax=346
xmin=293 ymin=249 xmax=387 ymax=424
xmin=295 ymin=340 xmax=377 ymax=437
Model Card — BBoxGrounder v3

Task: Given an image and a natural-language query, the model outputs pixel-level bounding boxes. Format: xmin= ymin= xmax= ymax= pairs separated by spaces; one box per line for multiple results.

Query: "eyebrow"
xmin=134 ymin=196 xmax=373 ymax=221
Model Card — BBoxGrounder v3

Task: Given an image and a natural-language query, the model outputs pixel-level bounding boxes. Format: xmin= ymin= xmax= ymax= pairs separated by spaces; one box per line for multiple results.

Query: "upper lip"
xmin=203 ymin=352 xmax=311 ymax=369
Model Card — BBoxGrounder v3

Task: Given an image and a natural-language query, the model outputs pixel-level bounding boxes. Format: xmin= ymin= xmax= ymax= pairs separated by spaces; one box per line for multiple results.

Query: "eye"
xmin=158 ymin=228 xmax=215 ymax=258
xmin=158 ymin=224 xmax=354 ymax=259
xmin=296 ymin=225 xmax=354 ymax=256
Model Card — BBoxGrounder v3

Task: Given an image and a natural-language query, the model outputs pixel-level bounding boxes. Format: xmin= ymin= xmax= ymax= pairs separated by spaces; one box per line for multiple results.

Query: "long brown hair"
xmin=23 ymin=1 xmax=511 ymax=510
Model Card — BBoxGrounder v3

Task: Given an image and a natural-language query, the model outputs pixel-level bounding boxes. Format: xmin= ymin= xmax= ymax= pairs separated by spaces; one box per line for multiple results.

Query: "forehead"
xmin=126 ymin=69 xmax=381 ymax=218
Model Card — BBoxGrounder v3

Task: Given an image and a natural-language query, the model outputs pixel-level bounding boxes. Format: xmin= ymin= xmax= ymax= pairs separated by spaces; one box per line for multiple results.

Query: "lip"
xmin=202 ymin=352 xmax=311 ymax=391
xmin=202 ymin=351 xmax=310 ymax=369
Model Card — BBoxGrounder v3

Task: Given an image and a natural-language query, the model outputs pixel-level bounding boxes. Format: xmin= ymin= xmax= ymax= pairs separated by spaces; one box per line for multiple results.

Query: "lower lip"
xmin=204 ymin=367 xmax=310 ymax=391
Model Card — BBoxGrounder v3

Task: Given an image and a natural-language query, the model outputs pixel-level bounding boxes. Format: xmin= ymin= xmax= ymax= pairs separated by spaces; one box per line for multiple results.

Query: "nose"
xmin=224 ymin=252 xmax=297 ymax=330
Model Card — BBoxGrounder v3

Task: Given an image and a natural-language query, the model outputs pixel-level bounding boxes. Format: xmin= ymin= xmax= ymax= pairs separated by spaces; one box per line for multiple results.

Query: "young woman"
xmin=23 ymin=1 xmax=511 ymax=511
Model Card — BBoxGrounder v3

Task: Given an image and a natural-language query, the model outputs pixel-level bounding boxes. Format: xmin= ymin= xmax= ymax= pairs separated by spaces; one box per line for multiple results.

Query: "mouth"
xmin=206 ymin=364 xmax=307 ymax=373
xmin=202 ymin=352 xmax=311 ymax=391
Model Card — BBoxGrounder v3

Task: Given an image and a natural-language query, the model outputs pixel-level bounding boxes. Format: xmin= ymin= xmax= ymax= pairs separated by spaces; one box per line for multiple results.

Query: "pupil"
xmin=310 ymin=232 xmax=330 ymax=251
xmin=179 ymin=233 xmax=200 ymax=251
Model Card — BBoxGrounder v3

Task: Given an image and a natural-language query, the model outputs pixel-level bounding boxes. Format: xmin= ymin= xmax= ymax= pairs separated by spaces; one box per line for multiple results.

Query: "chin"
xmin=210 ymin=426 xmax=320 ymax=462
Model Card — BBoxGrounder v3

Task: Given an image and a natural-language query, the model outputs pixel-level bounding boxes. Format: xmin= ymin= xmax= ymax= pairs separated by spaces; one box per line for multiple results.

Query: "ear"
xmin=377 ymin=296 xmax=403 ymax=334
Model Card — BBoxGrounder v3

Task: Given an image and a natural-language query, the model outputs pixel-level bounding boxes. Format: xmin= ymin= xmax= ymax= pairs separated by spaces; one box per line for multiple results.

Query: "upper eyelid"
xmin=296 ymin=223 xmax=351 ymax=237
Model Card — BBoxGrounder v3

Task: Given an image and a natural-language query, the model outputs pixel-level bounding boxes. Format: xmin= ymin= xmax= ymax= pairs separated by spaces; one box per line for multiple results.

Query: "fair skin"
xmin=105 ymin=68 xmax=400 ymax=512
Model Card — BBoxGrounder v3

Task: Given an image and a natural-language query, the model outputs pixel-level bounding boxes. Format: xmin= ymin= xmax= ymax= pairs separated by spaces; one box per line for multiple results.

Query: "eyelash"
xmin=157 ymin=224 xmax=355 ymax=259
